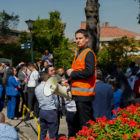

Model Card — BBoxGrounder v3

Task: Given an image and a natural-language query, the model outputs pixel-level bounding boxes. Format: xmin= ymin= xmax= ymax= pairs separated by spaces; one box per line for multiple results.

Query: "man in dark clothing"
xmin=2 ymin=62 xmax=10 ymax=86
xmin=92 ymin=68 xmax=113 ymax=120
xmin=18 ymin=65 xmax=28 ymax=115
xmin=67 ymin=29 xmax=96 ymax=130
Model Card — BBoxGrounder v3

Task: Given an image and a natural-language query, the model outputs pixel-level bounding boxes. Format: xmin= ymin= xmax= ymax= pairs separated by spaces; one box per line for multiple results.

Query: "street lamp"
xmin=25 ymin=19 xmax=35 ymax=63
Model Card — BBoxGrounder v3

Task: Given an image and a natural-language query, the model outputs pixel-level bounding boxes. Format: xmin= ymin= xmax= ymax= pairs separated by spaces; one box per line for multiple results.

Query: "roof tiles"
xmin=80 ymin=21 xmax=140 ymax=38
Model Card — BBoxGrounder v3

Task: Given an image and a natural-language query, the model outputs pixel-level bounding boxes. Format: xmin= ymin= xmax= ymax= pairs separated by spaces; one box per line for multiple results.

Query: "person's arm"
xmin=70 ymin=51 xmax=95 ymax=80
xmin=16 ymin=62 xmax=24 ymax=71
xmin=18 ymin=72 xmax=25 ymax=81
xmin=47 ymin=54 xmax=53 ymax=62
xmin=42 ymin=55 xmax=46 ymax=61
xmin=11 ymin=76 xmax=20 ymax=87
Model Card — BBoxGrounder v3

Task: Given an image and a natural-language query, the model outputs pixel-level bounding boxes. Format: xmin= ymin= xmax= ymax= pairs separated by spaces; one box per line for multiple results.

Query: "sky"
xmin=0 ymin=0 xmax=140 ymax=39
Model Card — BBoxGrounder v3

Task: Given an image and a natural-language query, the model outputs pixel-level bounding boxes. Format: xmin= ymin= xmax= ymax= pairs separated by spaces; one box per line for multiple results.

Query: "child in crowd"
xmin=107 ymin=77 xmax=122 ymax=118
xmin=62 ymin=78 xmax=78 ymax=138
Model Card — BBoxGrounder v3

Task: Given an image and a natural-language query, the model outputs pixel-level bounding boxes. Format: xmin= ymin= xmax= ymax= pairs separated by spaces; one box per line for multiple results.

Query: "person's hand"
xmin=19 ymin=62 xmax=24 ymax=65
xmin=24 ymin=78 xmax=28 ymax=83
xmin=67 ymin=69 xmax=73 ymax=77
xmin=0 ymin=65 xmax=3 ymax=71
xmin=47 ymin=56 xmax=52 ymax=62
xmin=15 ymin=77 xmax=19 ymax=81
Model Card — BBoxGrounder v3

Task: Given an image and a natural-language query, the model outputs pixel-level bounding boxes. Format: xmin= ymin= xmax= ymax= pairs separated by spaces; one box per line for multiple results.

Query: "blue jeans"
xmin=7 ymin=96 xmax=17 ymax=119
xmin=39 ymin=109 xmax=58 ymax=140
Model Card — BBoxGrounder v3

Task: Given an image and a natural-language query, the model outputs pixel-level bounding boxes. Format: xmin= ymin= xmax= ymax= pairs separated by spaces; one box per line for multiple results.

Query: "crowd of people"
xmin=0 ymin=29 xmax=140 ymax=140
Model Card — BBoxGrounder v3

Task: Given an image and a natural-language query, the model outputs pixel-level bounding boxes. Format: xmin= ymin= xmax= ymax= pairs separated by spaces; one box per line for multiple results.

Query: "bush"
xmin=58 ymin=104 xmax=140 ymax=140
xmin=97 ymin=36 xmax=140 ymax=73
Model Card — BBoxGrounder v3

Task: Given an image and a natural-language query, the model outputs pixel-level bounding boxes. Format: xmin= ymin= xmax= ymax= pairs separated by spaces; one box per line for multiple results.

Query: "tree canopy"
xmin=33 ymin=11 xmax=66 ymax=53
xmin=0 ymin=10 xmax=19 ymax=36
xmin=19 ymin=11 xmax=74 ymax=69
xmin=97 ymin=36 xmax=140 ymax=72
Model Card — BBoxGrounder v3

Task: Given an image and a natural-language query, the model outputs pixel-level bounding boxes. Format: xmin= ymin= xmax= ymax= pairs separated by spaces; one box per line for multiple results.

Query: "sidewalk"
xmin=3 ymin=108 xmax=68 ymax=140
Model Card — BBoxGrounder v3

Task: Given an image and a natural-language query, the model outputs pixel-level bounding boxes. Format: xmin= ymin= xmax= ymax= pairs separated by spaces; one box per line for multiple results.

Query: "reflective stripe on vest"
xmin=71 ymin=48 xmax=97 ymax=96
xmin=71 ymin=87 xmax=95 ymax=92
xmin=78 ymin=48 xmax=90 ymax=61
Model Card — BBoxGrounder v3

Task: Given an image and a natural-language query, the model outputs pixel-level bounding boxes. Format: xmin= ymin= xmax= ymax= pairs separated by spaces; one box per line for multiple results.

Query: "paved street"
xmin=3 ymin=108 xmax=68 ymax=140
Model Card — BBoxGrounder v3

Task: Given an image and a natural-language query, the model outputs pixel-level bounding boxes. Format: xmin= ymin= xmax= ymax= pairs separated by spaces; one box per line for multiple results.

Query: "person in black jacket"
xmin=67 ymin=29 xmax=96 ymax=131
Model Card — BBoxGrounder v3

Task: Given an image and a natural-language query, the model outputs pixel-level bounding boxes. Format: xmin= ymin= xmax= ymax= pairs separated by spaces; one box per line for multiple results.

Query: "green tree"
xmin=33 ymin=11 xmax=74 ymax=69
xmin=0 ymin=10 xmax=19 ymax=36
xmin=0 ymin=10 xmax=73 ymax=67
xmin=97 ymin=36 xmax=140 ymax=72
xmin=33 ymin=18 xmax=50 ymax=53
xmin=0 ymin=43 xmax=31 ymax=66
xmin=0 ymin=31 xmax=40 ymax=66
xmin=33 ymin=11 xmax=66 ymax=53
xmin=0 ymin=10 xmax=21 ymax=66
xmin=53 ymin=39 xmax=75 ymax=70
xmin=17 ymin=31 xmax=42 ymax=63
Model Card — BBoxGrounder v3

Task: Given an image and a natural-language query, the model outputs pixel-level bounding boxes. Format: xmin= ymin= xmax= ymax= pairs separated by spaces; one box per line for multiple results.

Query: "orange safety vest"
xmin=71 ymin=48 xmax=97 ymax=96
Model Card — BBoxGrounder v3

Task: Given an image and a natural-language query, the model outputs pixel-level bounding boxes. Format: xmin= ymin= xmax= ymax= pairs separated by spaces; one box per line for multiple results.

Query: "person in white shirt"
xmin=25 ymin=62 xmax=39 ymax=120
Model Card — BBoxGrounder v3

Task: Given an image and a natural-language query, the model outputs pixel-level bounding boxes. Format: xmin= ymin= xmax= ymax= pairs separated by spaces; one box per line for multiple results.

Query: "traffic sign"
xmin=21 ymin=43 xmax=31 ymax=49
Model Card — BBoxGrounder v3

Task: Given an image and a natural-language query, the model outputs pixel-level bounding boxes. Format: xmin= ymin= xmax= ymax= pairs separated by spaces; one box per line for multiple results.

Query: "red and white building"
xmin=80 ymin=21 xmax=140 ymax=42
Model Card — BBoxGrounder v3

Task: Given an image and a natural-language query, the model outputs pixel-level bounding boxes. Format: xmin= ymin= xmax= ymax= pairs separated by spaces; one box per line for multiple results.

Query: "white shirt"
xmin=127 ymin=75 xmax=136 ymax=90
xmin=64 ymin=99 xmax=77 ymax=112
xmin=27 ymin=69 xmax=31 ymax=77
xmin=27 ymin=70 xmax=39 ymax=87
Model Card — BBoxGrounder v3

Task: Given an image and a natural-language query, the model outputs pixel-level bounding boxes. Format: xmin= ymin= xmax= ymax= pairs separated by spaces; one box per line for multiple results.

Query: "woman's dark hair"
xmin=75 ymin=29 xmax=88 ymax=38
xmin=28 ymin=62 xmax=35 ymax=68
xmin=129 ymin=62 xmax=135 ymax=68
xmin=107 ymin=76 xmax=119 ymax=90
xmin=5 ymin=67 xmax=14 ymax=85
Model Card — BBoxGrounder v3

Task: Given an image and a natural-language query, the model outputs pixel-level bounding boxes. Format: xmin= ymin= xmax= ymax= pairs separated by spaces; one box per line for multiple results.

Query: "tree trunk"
xmin=85 ymin=0 xmax=100 ymax=54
